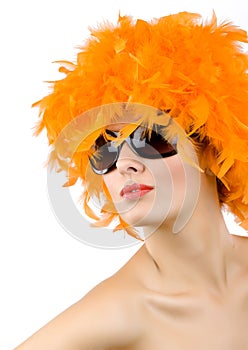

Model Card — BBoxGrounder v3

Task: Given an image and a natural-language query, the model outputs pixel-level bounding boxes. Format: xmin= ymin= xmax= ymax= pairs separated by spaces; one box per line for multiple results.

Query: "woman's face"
xmin=102 ymin=125 xmax=198 ymax=236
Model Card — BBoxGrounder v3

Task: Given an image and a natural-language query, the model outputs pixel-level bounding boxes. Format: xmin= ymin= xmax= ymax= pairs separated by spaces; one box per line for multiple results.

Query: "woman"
xmin=15 ymin=11 xmax=248 ymax=349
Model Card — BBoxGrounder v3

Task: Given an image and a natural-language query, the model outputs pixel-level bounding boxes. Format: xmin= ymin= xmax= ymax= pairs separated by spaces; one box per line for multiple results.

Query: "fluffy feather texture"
xmin=34 ymin=12 xmax=248 ymax=236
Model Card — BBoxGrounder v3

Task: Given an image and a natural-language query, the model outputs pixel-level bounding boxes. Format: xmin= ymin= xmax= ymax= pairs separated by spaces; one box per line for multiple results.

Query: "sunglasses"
xmin=88 ymin=125 xmax=177 ymax=174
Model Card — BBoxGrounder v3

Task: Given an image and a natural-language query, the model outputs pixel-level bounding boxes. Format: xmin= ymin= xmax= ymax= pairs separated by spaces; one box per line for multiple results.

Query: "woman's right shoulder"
xmin=73 ymin=274 xmax=144 ymax=348
xmin=14 ymin=267 xmax=144 ymax=350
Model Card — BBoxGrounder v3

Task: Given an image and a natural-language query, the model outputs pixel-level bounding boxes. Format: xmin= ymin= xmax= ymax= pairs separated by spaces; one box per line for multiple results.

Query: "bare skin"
xmin=14 ymin=142 xmax=248 ymax=350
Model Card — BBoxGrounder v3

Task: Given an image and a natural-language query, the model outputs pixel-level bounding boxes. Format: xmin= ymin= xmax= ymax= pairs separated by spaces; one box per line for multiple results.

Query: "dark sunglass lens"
xmin=148 ymin=131 xmax=176 ymax=156
xmin=89 ymin=134 xmax=118 ymax=173
xmin=131 ymin=127 xmax=176 ymax=157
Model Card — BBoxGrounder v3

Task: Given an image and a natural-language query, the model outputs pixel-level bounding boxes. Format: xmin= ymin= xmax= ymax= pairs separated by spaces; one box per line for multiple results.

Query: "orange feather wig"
xmin=33 ymin=12 xmax=248 ymax=236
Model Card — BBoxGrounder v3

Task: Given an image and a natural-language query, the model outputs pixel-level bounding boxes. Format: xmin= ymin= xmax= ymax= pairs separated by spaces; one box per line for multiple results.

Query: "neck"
xmin=143 ymin=174 xmax=237 ymax=294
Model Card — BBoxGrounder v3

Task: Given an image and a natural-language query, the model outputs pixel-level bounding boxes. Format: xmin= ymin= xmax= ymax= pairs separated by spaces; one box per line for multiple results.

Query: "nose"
xmin=116 ymin=142 xmax=145 ymax=175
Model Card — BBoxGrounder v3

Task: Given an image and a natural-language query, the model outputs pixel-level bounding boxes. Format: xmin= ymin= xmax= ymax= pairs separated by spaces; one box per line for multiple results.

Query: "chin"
xmin=119 ymin=206 xmax=170 ymax=229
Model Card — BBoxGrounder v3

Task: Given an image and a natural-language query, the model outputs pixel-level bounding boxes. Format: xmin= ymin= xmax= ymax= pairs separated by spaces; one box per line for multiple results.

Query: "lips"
xmin=120 ymin=183 xmax=154 ymax=200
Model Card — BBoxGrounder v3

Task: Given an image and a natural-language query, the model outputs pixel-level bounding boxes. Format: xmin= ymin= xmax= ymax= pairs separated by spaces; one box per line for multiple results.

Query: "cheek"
xmin=154 ymin=156 xmax=187 ymax=213
xmin=167 ymin=158 xmax=186 ymax=193
xmin=160 ymin=154 xmax=201 ymax=233
xmin=102 ymin=172 xmax=119 ymax=201
xmin=152 ymin=156 xmax=186 ymax=195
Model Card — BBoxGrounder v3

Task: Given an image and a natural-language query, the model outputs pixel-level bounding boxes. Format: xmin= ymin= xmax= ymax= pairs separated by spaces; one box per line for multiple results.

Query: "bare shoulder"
xmin=14 ymin=247 xmax=148 ymax=350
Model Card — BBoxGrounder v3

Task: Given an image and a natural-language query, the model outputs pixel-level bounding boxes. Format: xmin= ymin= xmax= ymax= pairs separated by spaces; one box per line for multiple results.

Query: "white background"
xmin=1 ymin=1 xmax=247 ymax=349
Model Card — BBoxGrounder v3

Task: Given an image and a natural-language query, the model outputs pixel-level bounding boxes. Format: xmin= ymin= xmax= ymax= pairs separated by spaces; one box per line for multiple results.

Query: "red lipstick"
xmin=120 ymin=183 xmax=154 ymax=200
